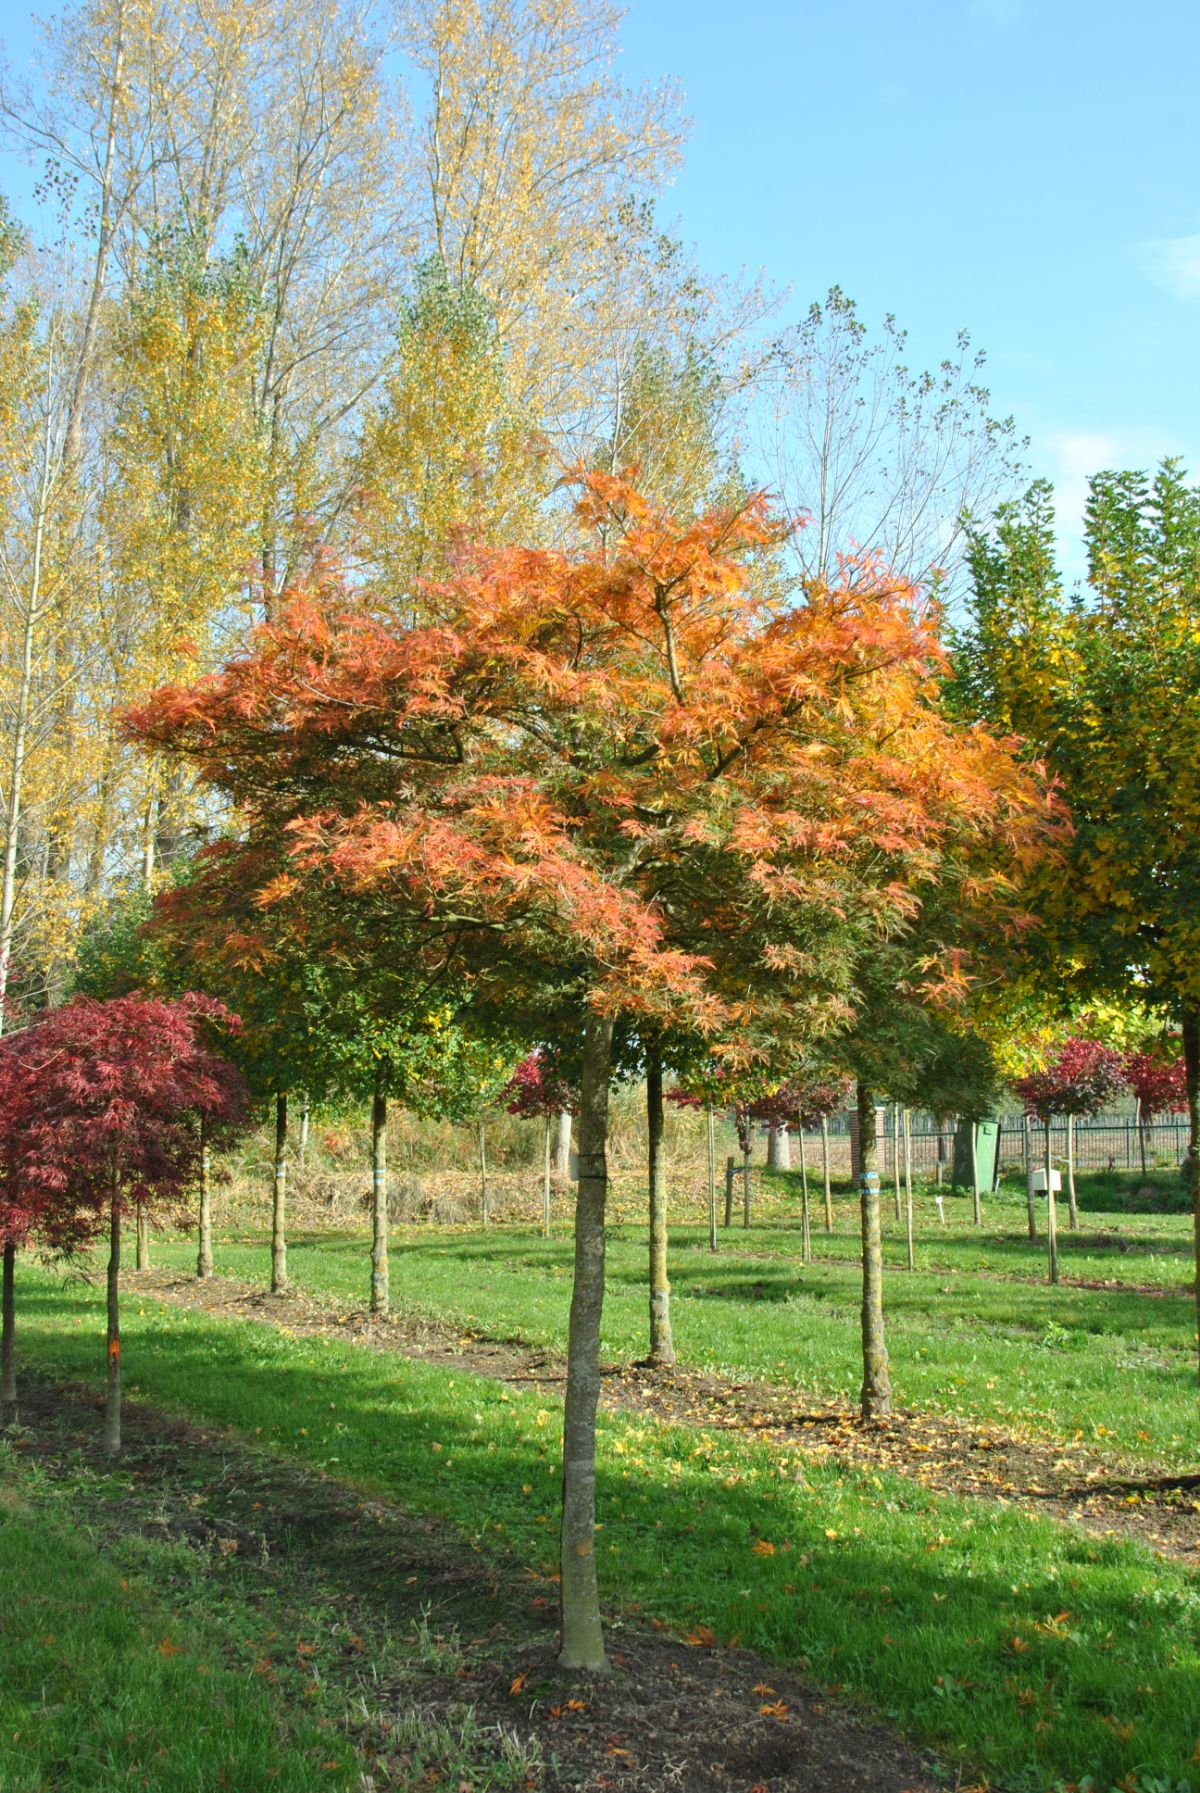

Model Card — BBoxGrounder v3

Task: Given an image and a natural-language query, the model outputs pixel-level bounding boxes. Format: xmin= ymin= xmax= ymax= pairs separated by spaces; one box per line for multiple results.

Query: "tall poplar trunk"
xmin=478 ymin=1119 xmax=489 ymax=1226
xmin=553 ymin=1110 xmax=572 ymax=1178
xmin=103 ymin=1187 xmax=122 ymax=1456
xmin=1066 ymin=1114 xmax=1079 ymax=1229
xmin=135 ymin=1201 xmax=150 ymax=1271
xmin=1182 ymin=1009 xmax=1200 ymax=1380
xmin=1 ymin=1242 xmax=16 ymax=1425
xmin=857 ymin=1078 xmax=892 ymax=1420
xmin=371 ymin=1084 xmax=389 ymax=1317
xmin=821 ymin=1116 xmax=833 ymax=1232
xmin=197 ymin=1120 xmax=213 ymax=1280
xmin=706 ymin=1106 xmax=717 ymax=1252
xmin=271 ymin=1092 xmax=288 ymax=1294
xmin=646 ymin=1051 xmax=674 ymax=1365
xmin=1023 ymin=1114 xmax=1037 ymax=1239
xmin=798 ymin=1128 xmax=811 ymax=1264
xmin=558 ymin=1011 xmax=615 ymax=1673
xmin=903 ymin=1108 xmax=914 ymax=1272
xmin=542 ymin=1114 xmax=552 ymax=1237
xmin=1044 ymin=1118 xmax=1059 ymax=1286
xmin=766 ymin=1122 xmax=790 ymax=1171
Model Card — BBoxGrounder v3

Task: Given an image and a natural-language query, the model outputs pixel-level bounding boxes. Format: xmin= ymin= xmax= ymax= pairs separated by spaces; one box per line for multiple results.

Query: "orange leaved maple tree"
xmin=126 ymin=470 xmax=1052 ymax=1670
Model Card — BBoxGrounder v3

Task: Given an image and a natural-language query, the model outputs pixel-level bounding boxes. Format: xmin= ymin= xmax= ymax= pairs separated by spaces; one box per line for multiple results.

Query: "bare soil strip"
xmin=140 ymin=1267 xmax=1200 ymax=1564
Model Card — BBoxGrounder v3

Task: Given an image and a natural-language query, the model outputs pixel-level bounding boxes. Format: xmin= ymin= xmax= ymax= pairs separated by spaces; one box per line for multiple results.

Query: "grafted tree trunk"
xmin=553 ymin=1109 xmax=572 ymax=1177
xmin=197 ymin=1120 xmax=213 ymax=1279
xmin=1182 ymin=1009 xmax=1200 ymax=1381
xmin=1066 ymin=1115 xmax=1079 ymax=1229
xmin=1044 ymin=1118 xmax=1059 ymax=1286
xmin=1 ymin=1242 xmax=16 ymax=1425
xmin=103 ymin=1188 xmax=122 ymax=1456
xmin=558 ymin=1010 xmax=615 ymax=1673
xmin=272 ymin=1092 xmax=288 ymax=1293
xmin=135 ymin=1201 xmax=150 ymax=1271
xmin=821 ymin=1116 xmax=833 ymax=1231
xmin=857 ymin=1078 xmax=892 ymax=1420
xmin=766 ymin=1122 xmax=790 ymax=1171
xmin=646 ymin=1051 xmax=674 ymax=1364
xmin=371 ymin=1083 xmax=389 ymax=1316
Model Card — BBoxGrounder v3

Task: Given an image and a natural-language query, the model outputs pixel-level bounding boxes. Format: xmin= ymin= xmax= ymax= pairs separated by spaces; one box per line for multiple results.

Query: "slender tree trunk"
xmin=892 ymin=1105 xmax=902 ymax=1221
xmin=1066 ymin=1114 xmax=1079 ymax=1229
xmin=1182 ymin=1009 xmax=1200 ymax=1381
xmin=1044 ymin=1118 xmax=1059 ymax=1286
xmin=197 ymin=1120 xmax=213 ymax=1280
xmin=1023 ymin=1114 xmax=1037 ymax=1239
xmin=103 ymin=1188 xmax=122 ymax=1456
xmin=903 ymin=1108 xmax=914 ymax=1272
xmin=135 ymin=1201 xmax=150 ymax=1271
xmin=742 ymin=1141 xmax=751 ymax=1228
xmin=821 ymin=1116 xmax=833 ymax=1232
xmin=299 ymin=1092 xmax=310 ymax=1166
xmin=558 ymin=1010 xmax=615 ymax=1673
xmin=371 ymin=1084 xmax=389 ymax=1317
xmin=542 ymin=1114 xmax=552 ymax=1237
xmin=646 ymin=1052 xmax=674 ymax=1365
xmin=766 ymin=1122 xmax=790 ymax=1171
xmin=706 ymin=1106 xmax=717 ymax=1252
xmin=1 ymin=1241 xmax=16 ymax=1425
xmin=272 ymin=1092 xmax=288 ymax=1294
xmin=1137 ymin=1099 xmax=1147 ymax=1179
xmin=857 ymin=1079 xmax=892 ymax=1420
xmin=478 ymin=1119 xmax=489 ymax=1226
xmin=724 ymin=1155 xmax=734 ymax=1228
xmin=970 ymin=1122 xmax=982 ymax=1226
xmin=798 ymin=1129 xmax=811 ymax=1264
xmin=553 ymin=1110 xmax=572 ymax=1178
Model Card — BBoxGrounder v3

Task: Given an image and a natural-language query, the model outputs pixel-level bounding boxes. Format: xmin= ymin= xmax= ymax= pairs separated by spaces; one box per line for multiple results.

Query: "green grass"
xmin=146 ymin=1186 xmax=1199 ymax=1470
xmin=0 ymin=1446 xmax=356 ymax=1792
xmin=7 ymin=1264 xmax=1200 ymax=1791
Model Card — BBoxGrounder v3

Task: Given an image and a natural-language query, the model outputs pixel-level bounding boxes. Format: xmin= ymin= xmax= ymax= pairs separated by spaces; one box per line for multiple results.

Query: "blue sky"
xmin=1 ymin=0 xmax=1196 ymax=569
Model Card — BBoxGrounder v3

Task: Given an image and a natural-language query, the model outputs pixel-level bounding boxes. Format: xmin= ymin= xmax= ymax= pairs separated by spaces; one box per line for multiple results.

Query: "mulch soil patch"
xmin=140 ymin=1267 xmax=1200 ymax=1564
xmin=5 ymin=1372 xmax=940 ymax=1793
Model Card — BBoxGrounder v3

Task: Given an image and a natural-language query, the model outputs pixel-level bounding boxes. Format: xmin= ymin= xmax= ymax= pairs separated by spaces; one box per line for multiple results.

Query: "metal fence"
xmin=788 ymin=1112 xmax=1189 ymax=1179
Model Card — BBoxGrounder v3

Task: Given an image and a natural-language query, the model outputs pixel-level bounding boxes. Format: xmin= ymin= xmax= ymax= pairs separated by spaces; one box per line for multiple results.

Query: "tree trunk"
xmin=903 ymin=1108 xmax=915 ymax=1272
xmin=798 ymin=1128 xmax=811 ymax=1264
xmin=557 ymin=1010 xmax=615 ymax=1673
xmin=1182 ymin=1008 xmax=1200 ymax=1380
xmin=892 ymin=1105 xmax=902 ymax=1221
xmin=646 ymin=1052 xmax=674 ymax=1365
xmin=371 ymin=1084 xmax=389 ymax=1317
xmin=857 ymin=1078 xmax=892 ymax=1420
xmin=103 ymin=1189 xmax=122 ymax=1456
xmin=706 ymin=1106 xmax=717 ymax=1252
xmin=542 ymin=1114 xmax=552 ymax=1237
xmin=135 ymin=1201 xmax=150 ymax=1271
xmin=1137 ymin=1099 xmax=1147 ymax=1179
xmin=742 ymin=1142 xmax=751 ymax=1228
xmin=1 ymin=1241 xmax=16 ymax=1426
xmin=553 ymin=1109 xmax=572 ymax=1178
xmin=1066 ymin=1114 xmax=1079 ymax=1229
xmin=478 ymin=1119 xmax=489 ymax=1226
xmin=1023 ymin=1114 xmax=1037 ymax=1239
xmin=766 ymin=1122 xmax=790 ymax=1171
xmin=970 ymin=1122 xmax=982 ymax=1226
xmin=821 ymin=1116 xmax=833 ymax=1231
xmin=724 ymin=1155 xmax=734 ymax=1228
xmin=1044 ymin=1118 xmax=1059 ymax=1286
xmin=299 ymin=1092 xmax=311 ymax=1166
xmin=272 ymin=1092 xmax=288 ymax=1293
xmin=197 ymin=1121 xmax=213 ymax=1280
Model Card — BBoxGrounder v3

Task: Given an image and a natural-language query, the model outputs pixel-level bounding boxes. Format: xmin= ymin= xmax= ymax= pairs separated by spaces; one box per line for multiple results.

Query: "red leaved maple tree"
xmin=125 ymin=470 xmax=1053 ymax=1666
xmin=0 ymin=995 xmax=247 ymax=1446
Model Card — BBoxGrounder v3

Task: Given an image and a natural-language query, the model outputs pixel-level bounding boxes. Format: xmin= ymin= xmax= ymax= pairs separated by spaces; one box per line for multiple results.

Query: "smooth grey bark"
xmin=706 ymin=1106 xmax=717 ymax=1252
xmin=903 ymin=1108 xmax=914 ymax=1272
xmin=1066 ymin=1115 xmax=1079 ymax=1229
xmin=542 ymin=1114 xmax=552 ymax=1237
xmin=821 ymin=1116 xmax=833 ymax=1232
xmin=557 ymin=1010 xmax=615 ymax=1673
xmin=272 ymin=1092 xmax=288 ymax=1293
xmin=646 ymin=1052 xmax=674 ymax=1364
xmin=197 ymin=1121 xmax=213 ymax=1279
xmin=1 ymin=1242 xmax=16 ymax=1425
xmin=371 ymin=1085 xmax=389 ymax=1316
xmin=1044 ymin=1118 xmax=1059 ymax=1286
xmin=767 ymin=1122 xmax=790 ymax=1171
xmin=857 ymin=1078 xmax=892 ymax=1419
xmin=1023 ymin=1114 xmax=1037 ymax=1239
xmin=478 ymin=1119 xmax=489 ymax=1226
xmin=798 ymin=1129 xmax=811 ymax=1264
xmin=1182 ymin=1009 xmax=1200 ymax=1380
xmin=553 ymin=1109 xmax=572 ymax=1178
xmin=135 ymin=1202 xmax=150 ymax=1271
xmin=103 ymin=1190 xmax=121 ymax=1455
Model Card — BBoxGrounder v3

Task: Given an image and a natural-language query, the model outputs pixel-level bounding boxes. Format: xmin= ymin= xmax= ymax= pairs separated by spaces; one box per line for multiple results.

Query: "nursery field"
xmin=3 ymin=1171 xmax=1197 ymax=1793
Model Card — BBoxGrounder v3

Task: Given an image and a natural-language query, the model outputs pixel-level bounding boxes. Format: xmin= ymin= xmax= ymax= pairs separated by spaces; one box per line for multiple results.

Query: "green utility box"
xmin=951 ymin=1119 xmax=1001 ymax=1194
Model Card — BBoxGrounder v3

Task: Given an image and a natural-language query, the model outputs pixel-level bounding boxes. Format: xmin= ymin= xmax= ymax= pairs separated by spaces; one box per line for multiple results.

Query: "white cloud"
xmin=1136 ymin=233 xmax=1200 ymax=302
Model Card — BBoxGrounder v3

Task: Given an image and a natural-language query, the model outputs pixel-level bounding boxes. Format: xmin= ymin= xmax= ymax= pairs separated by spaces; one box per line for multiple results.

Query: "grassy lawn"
xmin=4 ymin=1258 xmax=1199 ymax=1790
xmin=143 ymin=1187 xmax=1198 ymax=1471
xmin=0 ymin=1444 xmax=357 ymax=1792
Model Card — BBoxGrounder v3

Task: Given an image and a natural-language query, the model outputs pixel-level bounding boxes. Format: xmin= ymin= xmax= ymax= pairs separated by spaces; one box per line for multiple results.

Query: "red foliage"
xmin=1013 ymin=1036 xmax=1127 ymax=1122
xmin=0 ymin=995 xmax=249 ymax=1247
xmin=502 ymin=1050 xmax=577 ymax=1120
xmin=1123 ymin=1050 xmax=1187 ymax=1117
